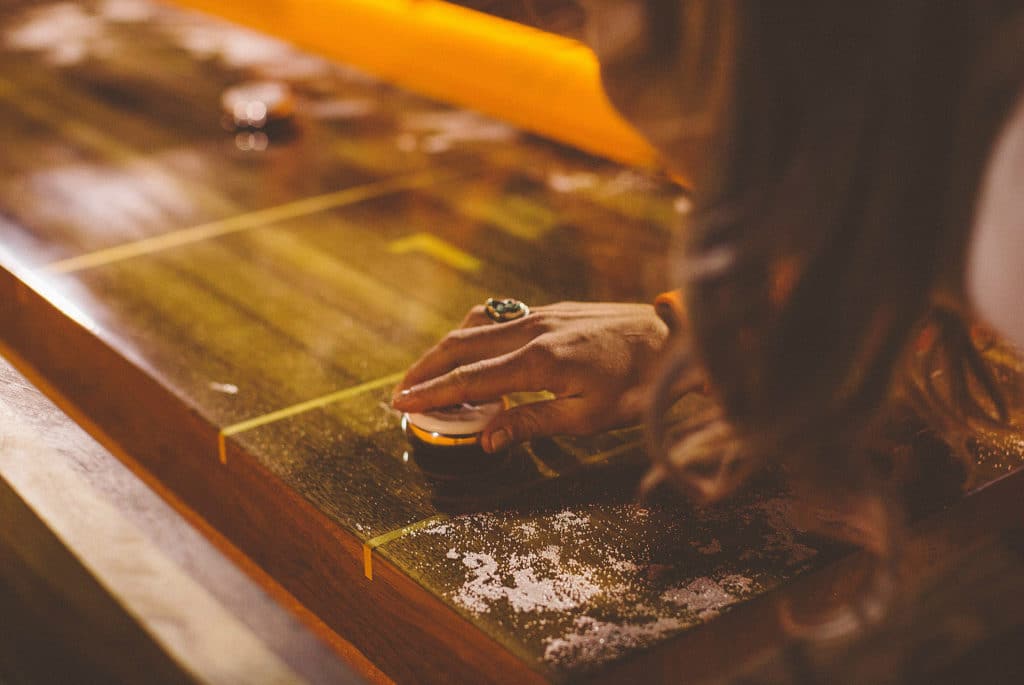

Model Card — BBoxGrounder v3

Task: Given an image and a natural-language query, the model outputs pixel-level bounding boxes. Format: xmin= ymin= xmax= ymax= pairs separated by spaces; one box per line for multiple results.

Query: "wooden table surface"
xmin=1 ymin=1 xmax=1023 ymax=683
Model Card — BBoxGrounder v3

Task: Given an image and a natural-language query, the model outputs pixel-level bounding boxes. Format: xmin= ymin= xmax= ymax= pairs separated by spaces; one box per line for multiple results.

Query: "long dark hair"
xmin=596 ymin=1 xmax=1024 ymax=555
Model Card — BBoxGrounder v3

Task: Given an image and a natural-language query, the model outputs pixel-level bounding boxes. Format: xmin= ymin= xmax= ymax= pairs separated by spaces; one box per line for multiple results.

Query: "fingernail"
xmin=488 ymin=428 xmax=511 ymax=453
xmin=392 ymin=388 xmax=413 ymax=407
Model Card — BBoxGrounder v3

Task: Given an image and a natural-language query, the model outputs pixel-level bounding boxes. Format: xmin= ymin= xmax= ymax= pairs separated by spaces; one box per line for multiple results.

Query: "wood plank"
xmin=1 ymin=1 xmax=1023 ymax=682
xmin=0 ymin=357 xmax=369 ymax=684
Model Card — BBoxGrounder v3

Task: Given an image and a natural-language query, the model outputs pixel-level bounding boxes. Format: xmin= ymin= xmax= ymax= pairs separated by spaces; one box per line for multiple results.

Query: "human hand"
xmin=392 ymin=301 xmax=674 ymax=453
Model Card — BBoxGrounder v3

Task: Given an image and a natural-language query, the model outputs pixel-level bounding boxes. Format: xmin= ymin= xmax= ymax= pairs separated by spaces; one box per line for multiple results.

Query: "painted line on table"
xmin=362 ymin=514 xmax=450 ymax=581
xmin=46 ymin=171 xmax=444 ymax=274
xmin=523 ymin=446 xmax=560 ymax=479
xmin=388 ymin=232 xmax=481 ymax=273
xmin=577 ymin=437 xmax=645 ymax=465
xmin=217 ymin=371 xmax=404 ymax=464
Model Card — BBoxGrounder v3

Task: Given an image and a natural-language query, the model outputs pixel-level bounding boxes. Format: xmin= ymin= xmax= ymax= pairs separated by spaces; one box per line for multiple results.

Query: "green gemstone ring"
xmin=484 ymin=298 xmax=530 ymax=323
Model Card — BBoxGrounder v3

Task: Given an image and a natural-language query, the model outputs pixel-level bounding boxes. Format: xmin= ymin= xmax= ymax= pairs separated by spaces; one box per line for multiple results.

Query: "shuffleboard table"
xmin=2 ymin=2 xmax=1024 ymax=683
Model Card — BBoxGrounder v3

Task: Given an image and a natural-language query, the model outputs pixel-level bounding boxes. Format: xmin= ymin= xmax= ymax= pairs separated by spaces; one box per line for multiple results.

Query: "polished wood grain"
xmin=1 ymin=1 xmax=1022 ymax=683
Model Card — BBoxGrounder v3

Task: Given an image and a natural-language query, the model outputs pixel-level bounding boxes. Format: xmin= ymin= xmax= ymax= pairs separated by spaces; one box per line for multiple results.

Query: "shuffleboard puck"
xmin=402 ymin=401 xmax=503 ymax=448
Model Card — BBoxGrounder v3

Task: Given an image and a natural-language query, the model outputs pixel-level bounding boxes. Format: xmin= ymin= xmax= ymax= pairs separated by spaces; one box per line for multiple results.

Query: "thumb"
xmin=481 ymin=399 xmax=588 ymax=453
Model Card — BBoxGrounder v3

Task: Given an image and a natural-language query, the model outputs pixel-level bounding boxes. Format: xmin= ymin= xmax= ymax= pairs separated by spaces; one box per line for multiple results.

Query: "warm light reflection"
xmin=0 ymin=244 xmax=102 ymax=336
xmin=235 ymin=131 xmax=269 ymax=152
xmin=400 ymin=110 xmax=518 ymax=155
xmin=16 ymin=158 xmax=200 ymax=241
xmin=4 ymin=0 xmax=336 ymax=83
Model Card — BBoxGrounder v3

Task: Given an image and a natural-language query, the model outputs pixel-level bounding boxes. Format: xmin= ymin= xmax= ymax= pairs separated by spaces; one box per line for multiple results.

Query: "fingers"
xmin=481 ymin=398 xmax=590 ymax=453
xmin=458 ymin=305 xmax=492 ymax=329
xmin=393 ymin=345 xmax=552 ymax=412
xmin=396 ymin=318 xmax=541 ymax=393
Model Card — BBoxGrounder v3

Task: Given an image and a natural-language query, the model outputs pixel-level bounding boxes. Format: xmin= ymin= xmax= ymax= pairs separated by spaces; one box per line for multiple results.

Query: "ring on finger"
xmin=484 ymin=297 xmax=530 ymax=323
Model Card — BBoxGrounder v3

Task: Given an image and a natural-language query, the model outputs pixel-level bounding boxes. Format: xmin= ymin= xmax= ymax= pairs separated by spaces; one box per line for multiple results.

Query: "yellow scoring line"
xmin=46 ymin=171 xmax=444 ymax=274
xmin=388 ymin=232 xmax=481 ymax=273
xmin=577 ymin=437 xmax=644 ymax=465
xmin=362 ymin=514 xmax=450 ymax=581
xmin=217 ymin=371 xmax=404 ymax=465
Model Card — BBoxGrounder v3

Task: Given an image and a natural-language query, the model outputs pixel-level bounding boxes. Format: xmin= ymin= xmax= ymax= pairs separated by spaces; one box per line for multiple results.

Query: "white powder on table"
xmin=451 ymin=546 xmax=602 ymax=615
xmin=661 ymin=577 xmax=736 ymax=618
